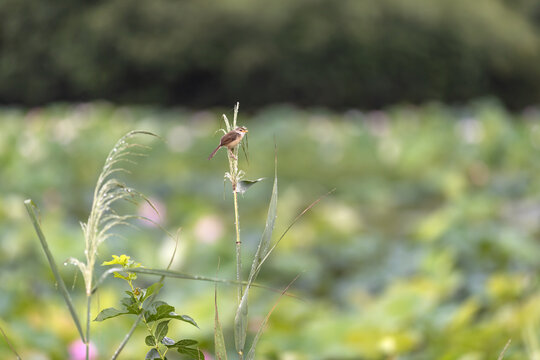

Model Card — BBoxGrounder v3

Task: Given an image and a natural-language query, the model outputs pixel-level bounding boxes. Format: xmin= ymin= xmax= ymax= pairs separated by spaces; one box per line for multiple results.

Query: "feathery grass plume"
xmin=66 ymin=130 xmax=158 ymax=296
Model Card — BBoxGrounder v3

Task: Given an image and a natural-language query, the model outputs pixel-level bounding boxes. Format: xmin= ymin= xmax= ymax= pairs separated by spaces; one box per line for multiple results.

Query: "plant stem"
xmin=0 ymin=325 xmax=21 ymax=360
xmin=233 ymin=189 xmax=243 ymax=305
xmin=232 ymin=163 xmax=244 ymax=360
xmin=143 ymin=318 xmax=165 ymax=359
xmin=86 ymin=294 xmax=91 ymax=360
xmin=111 ymin=315 xmax=141 ymax=360
xmin=128 ymin=280 xmax=166 ymax=360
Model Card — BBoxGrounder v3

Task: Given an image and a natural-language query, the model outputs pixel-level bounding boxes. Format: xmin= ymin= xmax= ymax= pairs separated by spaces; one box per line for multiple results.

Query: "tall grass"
xmin=214 ymin=104 xmax=327 ymax=359
xmin=26 ymin=131 xmax=162 ymax=359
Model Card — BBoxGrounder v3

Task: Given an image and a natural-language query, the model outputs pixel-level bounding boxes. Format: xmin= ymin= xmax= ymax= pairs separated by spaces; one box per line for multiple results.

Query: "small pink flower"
xmin=68 ymin=340 xmax=97 ymax=360
xmin=202 ymin=350 xmax=215 ymax=360
xmin=194 ymin=215 xmax=224 ymax=244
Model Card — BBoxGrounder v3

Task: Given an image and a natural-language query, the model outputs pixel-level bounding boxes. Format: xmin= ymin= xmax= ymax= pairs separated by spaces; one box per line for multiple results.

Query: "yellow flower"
xmin=102 ymin=254 xmax=131 ymax=267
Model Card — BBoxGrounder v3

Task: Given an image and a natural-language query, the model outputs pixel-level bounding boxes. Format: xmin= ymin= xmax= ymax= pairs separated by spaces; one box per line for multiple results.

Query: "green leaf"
xmin=145 ymin=302 xmax=175 ymax=323
xmin=236 ymin=178 xmax=265 ymax=194
xmin=121 ymin=295 xmax=136 ymax=306
xmin=142 ymin=283 xmax=163 ymax=303
xmin=120 ymin=296 xmax=140 ymax=314
xmin=113 ymin=272 xmax=130 ymax=281
xmin=162 ymin=336 xmax=175 ymax=346
xmin=234 ymin=296 xmax=248 ymax=355
xmin=144 ymin=302 xmax=199 ymax=327
xmin=214 ymin=285 xmax=227 ymax=360
xmin=235 ymin=166 xmax=278 ymax=353
xmin=176 ymin=339 xmax=198 ymax=346
xmin=178 ymin=346 xmax=205 ymax=360
xmin=145 ymin=335 xmax=156 ymax=346
xmin=145 ymin=348 xmax=161 ymax=359
xmin=146 ymin=301 xmax=169 ymax=314
xmin=250 ymin=170 xmax=278 ymax=281
xmin=94 ymin=307 xmax=129 ymax=321
xmin=128 ymin=267 xmax=232 ymax=284
xmin=24 ymin=200 xmax=85 ymax=342
xmin=155 ymin=320 xmax=170 ymax=342
xmin=169 ymin=313 xmax=199 ymax=328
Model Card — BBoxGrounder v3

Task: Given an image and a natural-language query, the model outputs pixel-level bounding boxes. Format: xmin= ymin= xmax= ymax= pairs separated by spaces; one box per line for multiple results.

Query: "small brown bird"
xmin=208 ymin=126 xmax=248 ymax=160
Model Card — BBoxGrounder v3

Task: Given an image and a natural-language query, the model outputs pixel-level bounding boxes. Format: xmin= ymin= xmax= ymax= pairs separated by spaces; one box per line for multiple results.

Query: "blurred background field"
xmin=1 ymin=101 xmax=540 ymax=359
xmin=2 ymin=0 xmax=540 ymax=359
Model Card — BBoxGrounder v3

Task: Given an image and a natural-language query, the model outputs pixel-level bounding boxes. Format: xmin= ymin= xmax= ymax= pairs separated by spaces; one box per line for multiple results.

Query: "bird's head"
xmin=235 ymin=126 xmax=248 ymax=134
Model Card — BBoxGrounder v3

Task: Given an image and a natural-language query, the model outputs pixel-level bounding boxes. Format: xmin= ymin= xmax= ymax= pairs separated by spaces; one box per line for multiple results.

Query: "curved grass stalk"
xmin=245 ymin=275 xmax=300 ymax=360
xmin=0 ymin=323 xmax=22 ymax=359
xmin=24 ymin=199 xmax=86 ymax=343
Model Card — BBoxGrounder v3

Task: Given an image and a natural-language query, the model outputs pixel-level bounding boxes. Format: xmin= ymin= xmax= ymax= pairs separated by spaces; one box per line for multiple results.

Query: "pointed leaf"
xmin=234 ymin=294 xmax=249 ymax=354
xmin=146 ymin=300 xmax=169 ymax=314
xmin=155 ymin=320 xmax=170 ymax=342
xmin=214 ymin=285 xmax=227 ymax=360
xmin=178 ymin=346 xmax=205 ymax=360
xmin=127 ymin=267 xmax=296 ymax=298
xmin=246 ymin=275 xmax=299 ymax=360
xmin=94 ymin=307 xmax=130 ymax=321
xmin=176 ymin=339 xmax=198 ymax=346
xmin=250 ymin=172 xmax=278 ymax=280
xmin=145 ymin=348 xmax=161 ymax=359
xmin=162 ymin=336 xmax=175 ymax=346
xmin=24 ymin=200 xmax=85 ymax=342
xmin=168 ymin=313 xmax=199 ymax=328
xmin=142 ymin=282 xmax=163 ymax=303
xmin=121 ymin=296 xmax=141 ymax=315
xmin=236 ymin=178 xmax=265 ymax=194
xmin=235 ymin=167 xmax=278 ymax=353
xmin=145 ymin=302 xmax=175 ymax=323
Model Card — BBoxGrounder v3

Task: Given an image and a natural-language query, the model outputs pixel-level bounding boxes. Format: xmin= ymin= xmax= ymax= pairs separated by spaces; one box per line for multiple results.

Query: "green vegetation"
xmin=97 ymin=255 xmax=203 ymax=359
xmin=1 ymin=0 xmax=540 ymax=108
xmin=1 ymin=100 xmax=540 ymax=359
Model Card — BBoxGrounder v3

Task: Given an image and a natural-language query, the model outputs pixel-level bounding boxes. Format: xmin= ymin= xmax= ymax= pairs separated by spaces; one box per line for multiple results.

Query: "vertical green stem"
xmin=86 ymin=294 xmax=91 ymax=360
xmin=127 ymin=279 xmax=166 ymax=360
xmin=111 ymin=315 xmax=141 ymax=360
xmin=233 ymin=189 xmax=243 ymax=306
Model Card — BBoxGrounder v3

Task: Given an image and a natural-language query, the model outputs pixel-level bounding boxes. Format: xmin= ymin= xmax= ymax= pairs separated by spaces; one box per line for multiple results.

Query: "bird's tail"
xmin=208 ymin=145 xmax=221 ymax=160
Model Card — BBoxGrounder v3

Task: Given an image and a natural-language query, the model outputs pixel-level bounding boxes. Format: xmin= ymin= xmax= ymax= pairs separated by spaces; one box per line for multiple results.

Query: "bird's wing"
xmin=220 ymin=131 xmax=240 ymax=146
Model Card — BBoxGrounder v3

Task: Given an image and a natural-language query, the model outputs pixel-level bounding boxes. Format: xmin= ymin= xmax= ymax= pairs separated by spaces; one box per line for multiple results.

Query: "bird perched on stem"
xmin=208 ymin=126 xmax=248 ymax=160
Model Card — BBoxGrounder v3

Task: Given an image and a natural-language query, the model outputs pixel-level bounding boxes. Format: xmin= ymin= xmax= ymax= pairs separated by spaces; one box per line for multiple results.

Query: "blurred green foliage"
xmin=1 ymin=0 xmax=540 ymax=108
xmin=1 ymin=100 xmax=540 ymax=359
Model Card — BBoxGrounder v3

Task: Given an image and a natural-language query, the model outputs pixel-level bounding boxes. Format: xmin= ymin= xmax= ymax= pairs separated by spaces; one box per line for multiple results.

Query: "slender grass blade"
xmin=214 ymin=284 xmax=228 ymax=360
xmin=0 ymin=324 xmax=21 ymax=360
xmin=24 ymin=199 xmax=86 ymax=342
xmin=246 ymin=275 xmax=300 ymax=360
xmin=235 ymin=156 xmax=278 ymax=354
